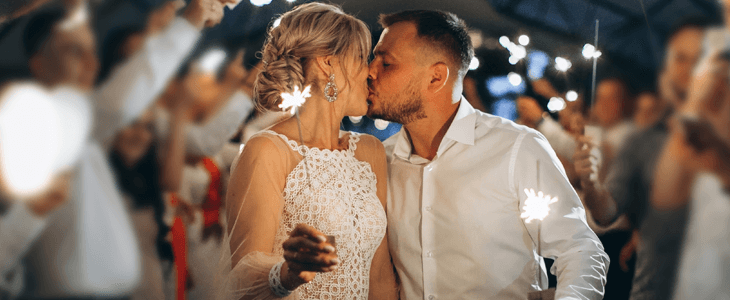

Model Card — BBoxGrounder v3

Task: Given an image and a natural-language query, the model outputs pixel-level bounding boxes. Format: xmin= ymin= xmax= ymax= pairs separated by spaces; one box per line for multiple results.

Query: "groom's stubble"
xmin=367 ymin=75 xmax=427 ymax=125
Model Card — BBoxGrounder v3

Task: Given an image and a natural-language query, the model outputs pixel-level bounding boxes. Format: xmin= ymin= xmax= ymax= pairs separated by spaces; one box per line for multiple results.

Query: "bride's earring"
xmin=324 ymin=73 xmax=338 ymax=103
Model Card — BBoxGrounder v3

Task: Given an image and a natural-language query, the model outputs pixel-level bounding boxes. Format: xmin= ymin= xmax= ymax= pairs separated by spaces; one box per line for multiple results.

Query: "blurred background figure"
xmin=572 ymin=17 xmax=710 ymax=300
xmin=650 ymin=0 xmax=730 ymax=298
xmin=0 ymin=0 xmax=229 ymax=298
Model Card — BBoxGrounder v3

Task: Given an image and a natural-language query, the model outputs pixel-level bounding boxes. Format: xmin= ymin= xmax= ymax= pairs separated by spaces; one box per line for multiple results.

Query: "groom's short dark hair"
xmin=379 ymin=10 xmax=473 ymax=76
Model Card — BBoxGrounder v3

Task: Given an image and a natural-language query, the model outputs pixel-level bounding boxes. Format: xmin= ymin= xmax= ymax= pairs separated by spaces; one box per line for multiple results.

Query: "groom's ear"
xmin=428 ymin=62 xmax=450 ymax=93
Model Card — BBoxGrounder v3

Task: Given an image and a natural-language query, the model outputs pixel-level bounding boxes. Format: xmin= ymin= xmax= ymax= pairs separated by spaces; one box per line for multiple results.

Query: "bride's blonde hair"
xmin=255 ymin=2 xmax=371 ymax=111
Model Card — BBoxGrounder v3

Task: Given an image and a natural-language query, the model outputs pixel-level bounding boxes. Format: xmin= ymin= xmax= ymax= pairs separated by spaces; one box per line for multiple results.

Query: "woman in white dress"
xmin=218 ymin=3 xmax=398 ymax=300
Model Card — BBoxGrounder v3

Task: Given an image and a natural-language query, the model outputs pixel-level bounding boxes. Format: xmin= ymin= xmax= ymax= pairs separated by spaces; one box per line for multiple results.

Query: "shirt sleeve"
xmin=220 ymin=134 xmax=301 ymax=300
xmin=92 ymin=17 xmax=200 ymax=147
xmin=513 ymin=132 xmax=609 ymax=300
xmin=0 ymin=203 xmax=47 ymax=296
xmin=185 ymin=91 xmax=254 ymax=157
xmin=537 ymin=116 xmax=577 ymax=162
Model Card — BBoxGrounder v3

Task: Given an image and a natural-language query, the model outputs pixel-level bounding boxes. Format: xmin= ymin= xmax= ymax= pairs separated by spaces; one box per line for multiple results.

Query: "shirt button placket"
xmin=422 ymin=163 xmax=436 ymax=300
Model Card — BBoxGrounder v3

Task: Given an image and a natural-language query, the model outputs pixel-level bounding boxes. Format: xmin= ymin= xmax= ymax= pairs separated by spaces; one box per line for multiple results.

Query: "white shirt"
xmin=155 ymin=91 xmax=253 ymax=157
xmin=673 ymin=173 xmax=730 ymax=300
xmin=22 ymin=17 xmax=200 ymax=298
xmin=537 ymin=116 xmax=577 ymax=162
xmin=385 ymin=98 xmax=609 ymax=300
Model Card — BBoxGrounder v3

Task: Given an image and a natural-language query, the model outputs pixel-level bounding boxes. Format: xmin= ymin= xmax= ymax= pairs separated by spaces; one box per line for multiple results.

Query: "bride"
xmin=218 ymin=3 xmax=398 ymax=299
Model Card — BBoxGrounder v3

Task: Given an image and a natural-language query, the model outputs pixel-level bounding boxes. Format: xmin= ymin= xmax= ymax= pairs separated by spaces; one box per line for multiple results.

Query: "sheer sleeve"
xmin=216 ymin=134 xmax=301 ymax=300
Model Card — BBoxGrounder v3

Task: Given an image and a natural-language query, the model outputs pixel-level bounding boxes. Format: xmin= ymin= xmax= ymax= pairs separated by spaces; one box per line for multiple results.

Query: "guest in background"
xmin=572 ymin=17 xmax=710 ymax=300
xmin=15 ymin=0 xmax=228 ymax=297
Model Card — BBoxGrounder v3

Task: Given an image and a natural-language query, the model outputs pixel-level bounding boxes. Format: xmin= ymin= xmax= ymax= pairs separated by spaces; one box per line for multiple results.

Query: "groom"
xmin=367 ymin=10 xmax=609 ymax=299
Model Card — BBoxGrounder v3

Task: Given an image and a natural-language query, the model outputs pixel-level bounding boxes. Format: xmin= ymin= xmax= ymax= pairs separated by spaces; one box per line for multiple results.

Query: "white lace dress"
xmin=218 ymin=130 xmax=387 ymax=300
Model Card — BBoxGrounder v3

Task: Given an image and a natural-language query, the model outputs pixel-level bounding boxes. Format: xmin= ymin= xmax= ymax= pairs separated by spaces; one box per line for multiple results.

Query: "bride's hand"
xmin=280 ymin=223 xmax=339 ymax=290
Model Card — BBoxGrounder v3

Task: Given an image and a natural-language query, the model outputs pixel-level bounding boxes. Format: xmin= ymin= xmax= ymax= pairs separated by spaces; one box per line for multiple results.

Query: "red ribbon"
xmin=170 ymin=194 xmax=187 ymax=300
xmin=201 ymin=157 xmax=222 ymax=229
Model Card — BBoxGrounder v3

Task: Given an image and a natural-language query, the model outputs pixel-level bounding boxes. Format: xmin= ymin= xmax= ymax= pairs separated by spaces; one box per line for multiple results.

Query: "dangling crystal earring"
xmin=324 ymin=73 xmax=338 ymax=103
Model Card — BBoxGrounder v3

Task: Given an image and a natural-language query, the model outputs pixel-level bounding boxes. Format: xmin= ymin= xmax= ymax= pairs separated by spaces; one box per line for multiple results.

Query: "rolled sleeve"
xmin=514 ymin=132 xmax=609 ymax=300
xmin=93 ymin=17 xmax=200 ymax=146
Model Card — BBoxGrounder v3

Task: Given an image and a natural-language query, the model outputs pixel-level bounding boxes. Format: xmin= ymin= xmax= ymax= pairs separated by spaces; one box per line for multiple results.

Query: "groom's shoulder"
xmin=473 ymin=111 xmax=542 ymax=143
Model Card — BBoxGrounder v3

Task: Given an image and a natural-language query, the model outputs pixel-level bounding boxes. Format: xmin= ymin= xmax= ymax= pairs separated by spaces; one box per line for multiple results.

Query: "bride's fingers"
xmin=284 ymin=251 xmax=339 ymax=266
xmin=288 ymin=261 xmax=340 ymax=273
xmin=290 ymin=224 xmax=327 ymax=243
xmin=283 ymin=237 xmax=335 ymax=253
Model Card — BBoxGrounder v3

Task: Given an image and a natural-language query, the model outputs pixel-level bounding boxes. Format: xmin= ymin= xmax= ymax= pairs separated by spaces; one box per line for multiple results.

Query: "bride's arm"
xmin=223 ymin=135 xmax=337 ymax=300
xmin=362 ymin=136 xmax=399 ymax=300
xmin=224 ymin=135 xmax=297 ymax=300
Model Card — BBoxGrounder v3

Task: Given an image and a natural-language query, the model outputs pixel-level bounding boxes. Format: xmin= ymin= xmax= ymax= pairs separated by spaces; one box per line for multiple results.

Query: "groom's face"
xmin=367 ymin=22 xmax=427 ymax=125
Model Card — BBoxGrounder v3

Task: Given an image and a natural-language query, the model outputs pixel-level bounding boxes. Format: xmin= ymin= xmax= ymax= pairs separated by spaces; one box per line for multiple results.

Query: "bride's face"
xmin=339 ymin=53 xmax=370 ymax=117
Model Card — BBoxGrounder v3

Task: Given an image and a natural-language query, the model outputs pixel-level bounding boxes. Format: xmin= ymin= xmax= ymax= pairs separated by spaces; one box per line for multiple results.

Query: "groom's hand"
xmin=281 ymin=224 xmax=339 ymax=290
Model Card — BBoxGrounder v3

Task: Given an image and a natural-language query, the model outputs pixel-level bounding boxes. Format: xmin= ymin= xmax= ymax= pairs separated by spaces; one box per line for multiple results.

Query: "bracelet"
xmin=269 ymin=261 xmax=294 ymax=297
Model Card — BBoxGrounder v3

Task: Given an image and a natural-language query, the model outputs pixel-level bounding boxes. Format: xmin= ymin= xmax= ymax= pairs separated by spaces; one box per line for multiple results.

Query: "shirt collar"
xmin=392 ymin=96 xmax=478 ymax=161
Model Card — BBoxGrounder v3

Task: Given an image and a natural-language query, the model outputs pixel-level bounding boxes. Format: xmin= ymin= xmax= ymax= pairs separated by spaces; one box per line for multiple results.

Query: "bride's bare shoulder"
xmin=238 ymin=133 xmax=291 ymax=164
xmin=351 ymin=132 xmax=386 ymax=164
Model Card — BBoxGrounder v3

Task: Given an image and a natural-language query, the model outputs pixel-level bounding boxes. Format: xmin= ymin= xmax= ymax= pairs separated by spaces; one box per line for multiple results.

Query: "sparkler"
xmin=279 ymin=85 xmax=312 ymax=187
xmin=589 ymin=20 xmax=599 ymax=109
xmin=521 ymin=161 xmax=558 ymax=294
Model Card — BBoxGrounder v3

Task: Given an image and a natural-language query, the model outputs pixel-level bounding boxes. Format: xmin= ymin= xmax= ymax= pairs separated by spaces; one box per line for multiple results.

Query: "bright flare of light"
xmin=582 ymin=44 xmax=602 ymax=59
xmin=286 ymin=0 xmax=296 ymax=2
xmin=272 ymin=17 xmax=282 ymax=29
xmin=555 ymin=57 xmax=572 ymax=72
xmin=199 ymin=49 xmax=227 ymax=74
xmin=374 ymin=119 xmax=390 ymax=130
xmin=547 ymin=97 xmax=567 ymax=112
xmin=250 ymin=0 xmax=272 ymax=7
xmin=507 ymin=43 xmax=527 ymax=59
xmin=518 ymin=35 xmax=530 ymax=46
xmin=566 ymin=90 xmax=578 ymax=102
xmin=469 ymin=57 xmax=480 ymax=70
xmin=521 ymin=188 xmax=558 ymax=223
xmin=508 ymin=56 xmax=519 ymax=65
xmin=0 ymin=84 xmax=62 ymax=196
xmin=508 ymin=72 xmax=523 ymax=86
xmin=349 ymin=116 xmax=363 ymax=123
xmin=499 ymin=36 xmax=510 ymax=48
xmin=279 ymin=85 xmax=311 ymax=114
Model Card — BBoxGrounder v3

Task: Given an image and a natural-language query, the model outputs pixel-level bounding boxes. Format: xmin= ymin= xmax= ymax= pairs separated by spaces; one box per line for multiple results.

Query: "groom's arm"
xmin=512 ymin=131 xmax=609 ymax=300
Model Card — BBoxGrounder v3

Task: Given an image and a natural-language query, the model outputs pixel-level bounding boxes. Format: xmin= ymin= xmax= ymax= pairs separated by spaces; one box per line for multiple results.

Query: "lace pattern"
xmin=259 ymin=130 xmax=387 ymax=300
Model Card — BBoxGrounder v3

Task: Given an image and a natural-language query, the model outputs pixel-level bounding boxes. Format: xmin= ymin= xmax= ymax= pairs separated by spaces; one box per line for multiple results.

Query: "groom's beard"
xmin=367 ymin=78 xmax=426 ymax=125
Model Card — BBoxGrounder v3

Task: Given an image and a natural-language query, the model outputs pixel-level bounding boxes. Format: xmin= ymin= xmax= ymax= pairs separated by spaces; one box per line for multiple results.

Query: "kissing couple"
xmin=218 ymin=2 xmax=609 ymax=300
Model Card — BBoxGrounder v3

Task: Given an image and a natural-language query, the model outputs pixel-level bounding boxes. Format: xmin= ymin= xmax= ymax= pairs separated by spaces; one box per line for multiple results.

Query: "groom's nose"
xmin=367 ymin=63 xmax=377 ymax=82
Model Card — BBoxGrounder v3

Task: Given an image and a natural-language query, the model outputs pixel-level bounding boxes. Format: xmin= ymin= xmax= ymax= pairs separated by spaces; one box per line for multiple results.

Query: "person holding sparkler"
xmin=220 ymin=3 xmax=398 ymax=300
xmin=367 ymin=10 xmax=609 ymax=299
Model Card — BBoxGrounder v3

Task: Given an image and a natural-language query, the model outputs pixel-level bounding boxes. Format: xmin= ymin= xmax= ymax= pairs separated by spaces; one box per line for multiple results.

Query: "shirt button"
xmin=428 ymin=295 xmax=435 ymax=300
xmin=427 ymin=251 xmax=433 ymax=258
xmin=425 ymin=206 xmax=432 ymax=212
xmin=425 ymin=165 xmax=433 ymax=172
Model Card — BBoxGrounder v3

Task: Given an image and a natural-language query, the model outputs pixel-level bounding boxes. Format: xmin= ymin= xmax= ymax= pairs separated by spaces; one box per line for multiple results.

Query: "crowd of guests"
xmin=516 ymin=5 xmax=730 ymax=299
xmin=0 ymin=0 xmax=728 ymax=299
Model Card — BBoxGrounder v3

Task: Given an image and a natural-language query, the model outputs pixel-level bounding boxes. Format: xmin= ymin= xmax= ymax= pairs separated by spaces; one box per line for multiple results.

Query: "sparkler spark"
xmin=279 ymin=85 xmax=311 ymax=114
xmin=521 ymin=188 xmax=558 ymax=223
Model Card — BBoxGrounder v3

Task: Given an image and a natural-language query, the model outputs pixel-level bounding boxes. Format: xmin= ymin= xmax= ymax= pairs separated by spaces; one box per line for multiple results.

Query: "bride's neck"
xmin=291 ymin=93 xmax=345 ymax=150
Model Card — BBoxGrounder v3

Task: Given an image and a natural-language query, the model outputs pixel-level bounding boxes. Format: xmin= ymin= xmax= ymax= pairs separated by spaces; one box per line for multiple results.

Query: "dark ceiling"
xmin=0 ymin=0 xmax=723 ymax=92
